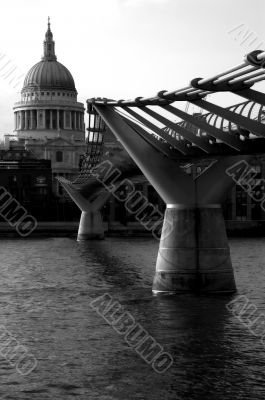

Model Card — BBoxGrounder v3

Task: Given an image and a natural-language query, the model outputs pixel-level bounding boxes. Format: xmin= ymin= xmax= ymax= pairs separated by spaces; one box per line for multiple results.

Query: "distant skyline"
xmin=0 ymin=0 xmax=264 ymax=134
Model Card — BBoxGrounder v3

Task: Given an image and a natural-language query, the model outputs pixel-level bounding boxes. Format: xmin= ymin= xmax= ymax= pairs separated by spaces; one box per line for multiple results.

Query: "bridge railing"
xmin=86 ymin=50 xmax=265 ymax=159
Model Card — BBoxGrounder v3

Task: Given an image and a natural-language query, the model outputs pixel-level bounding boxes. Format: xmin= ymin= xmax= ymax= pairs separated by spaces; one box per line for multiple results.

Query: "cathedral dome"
xmin=22 ymin=18 xmax=76 ymax=93
xmin=23 ymin=60 xmax=76 ymax=92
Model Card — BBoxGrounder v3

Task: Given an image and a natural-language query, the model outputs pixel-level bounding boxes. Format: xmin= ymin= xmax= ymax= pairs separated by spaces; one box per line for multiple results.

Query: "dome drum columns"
xmin=14 ymin=109 xmax=84 ymax=132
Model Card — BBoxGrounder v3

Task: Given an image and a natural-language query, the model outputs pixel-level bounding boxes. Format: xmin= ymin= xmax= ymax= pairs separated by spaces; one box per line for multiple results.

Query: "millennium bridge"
xmin=58 ymin=50 xmax=265 ymax=295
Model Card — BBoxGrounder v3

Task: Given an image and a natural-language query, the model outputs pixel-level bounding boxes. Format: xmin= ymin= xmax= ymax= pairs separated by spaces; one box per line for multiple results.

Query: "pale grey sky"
xmin=0 ymin=0 xmax=264 ymax=133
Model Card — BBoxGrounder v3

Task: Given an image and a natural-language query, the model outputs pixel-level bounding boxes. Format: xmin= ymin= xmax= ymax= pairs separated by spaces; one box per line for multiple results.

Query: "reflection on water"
xmin=0 ymin=237 xmax=264 ymax=399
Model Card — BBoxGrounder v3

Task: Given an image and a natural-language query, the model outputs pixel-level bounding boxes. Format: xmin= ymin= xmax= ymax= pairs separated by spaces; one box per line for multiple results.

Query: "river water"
xmin=0 ymin=236 xmax=264 ymax=399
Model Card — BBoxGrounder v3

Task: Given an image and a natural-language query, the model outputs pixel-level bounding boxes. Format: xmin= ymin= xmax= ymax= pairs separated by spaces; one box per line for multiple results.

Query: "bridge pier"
xmin=94 ymin=105 xmax=252 ymax=294
xmin=57 ymin=177 xmax=110 ymax=241
xmin=77 ymin=210 xmax=104 ymax=241
xmin=153 ymin=205 xmax=235 ymax=294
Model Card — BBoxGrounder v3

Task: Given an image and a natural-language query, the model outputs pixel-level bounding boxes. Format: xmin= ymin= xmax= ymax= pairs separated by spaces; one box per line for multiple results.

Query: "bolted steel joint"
xmin=245 ymin=50 xmax=265 ymax=68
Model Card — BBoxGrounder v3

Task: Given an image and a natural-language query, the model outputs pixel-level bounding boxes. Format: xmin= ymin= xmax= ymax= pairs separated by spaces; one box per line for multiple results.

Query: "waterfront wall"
xmin=0 ymin=220 xmax=264 ymax=238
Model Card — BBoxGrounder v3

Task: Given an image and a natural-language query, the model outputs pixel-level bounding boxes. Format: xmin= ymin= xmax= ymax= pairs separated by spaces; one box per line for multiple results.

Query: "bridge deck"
xmin=87 ymin=50 xmax=265 ymax=160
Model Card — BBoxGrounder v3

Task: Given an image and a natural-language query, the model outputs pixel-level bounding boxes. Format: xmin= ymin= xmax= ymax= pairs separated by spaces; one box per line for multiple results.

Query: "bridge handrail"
xmin=87 ymin=50 xmax=265 ymax=107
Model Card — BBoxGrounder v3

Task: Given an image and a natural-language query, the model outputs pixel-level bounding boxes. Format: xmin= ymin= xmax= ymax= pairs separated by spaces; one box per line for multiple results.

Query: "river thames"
xmin=0 ymin=236 xmax=264 ymax=399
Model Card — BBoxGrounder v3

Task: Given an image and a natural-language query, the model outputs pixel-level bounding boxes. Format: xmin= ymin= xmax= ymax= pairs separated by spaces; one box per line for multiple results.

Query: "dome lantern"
xmin=42 ymin=17 xmax=57 ymax=61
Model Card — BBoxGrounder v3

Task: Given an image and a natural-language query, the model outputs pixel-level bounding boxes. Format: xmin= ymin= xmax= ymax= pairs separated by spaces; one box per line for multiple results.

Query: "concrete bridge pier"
xmin=57 ymin=177 xmax=110 ymax=240
xmin=94 ymin=105 xmax=250 ymax=294
xmin=153 ymin=204 xmax=235 ymax=294
xmin=152 ymin=156 xmax=250 ymax=294
xmin=77 ymin=209 xmax=105 ymax=240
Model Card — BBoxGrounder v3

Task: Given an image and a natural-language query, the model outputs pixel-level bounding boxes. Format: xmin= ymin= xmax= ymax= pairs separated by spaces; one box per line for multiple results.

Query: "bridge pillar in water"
xmin=77 ymin=210 xmax=104 ymax=240
xmin=153 ymin=204 xmax=235 ymax=293
xmin=57 ymin=177 xmax=110 ymax=241
xmin=94 ymin=105 xmax=251 ymax=294
xmin=151 ymin=155 xmax=251 ymax=294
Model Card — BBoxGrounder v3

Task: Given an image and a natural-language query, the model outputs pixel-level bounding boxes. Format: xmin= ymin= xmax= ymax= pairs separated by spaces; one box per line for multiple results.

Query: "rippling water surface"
xmin=0 ymin=236 xmax=265 ymax=399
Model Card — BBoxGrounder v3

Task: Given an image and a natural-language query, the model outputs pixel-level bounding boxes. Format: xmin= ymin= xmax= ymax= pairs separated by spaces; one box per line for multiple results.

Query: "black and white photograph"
xmin=0 ymin=0 xmax=264 ymax=399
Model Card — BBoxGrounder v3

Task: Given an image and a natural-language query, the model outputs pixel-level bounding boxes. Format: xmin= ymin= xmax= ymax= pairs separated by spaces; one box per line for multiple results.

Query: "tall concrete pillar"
xmin=57 ymin=177 xmax=110 ymax=240
xmin=95 ymin=105 xmax=252 ymax=294
xmin=77 ymin=211 xmax=104 ymax=240
xmin=153 ymin=205 xmax=235 ymax=293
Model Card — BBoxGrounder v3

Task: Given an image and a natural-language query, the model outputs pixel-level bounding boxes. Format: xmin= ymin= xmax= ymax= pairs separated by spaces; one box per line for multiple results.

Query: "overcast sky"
xmin=0 ymin=0 xmax=264 ymax=134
